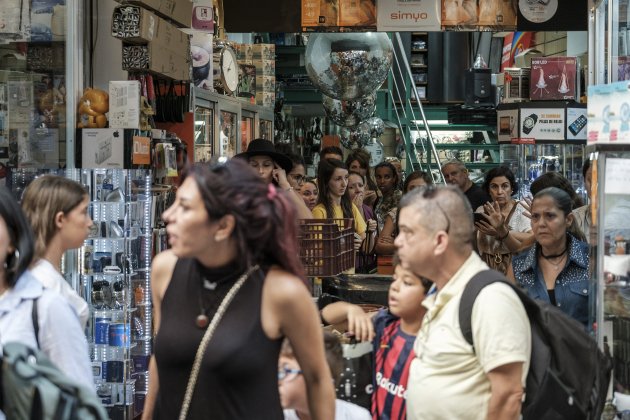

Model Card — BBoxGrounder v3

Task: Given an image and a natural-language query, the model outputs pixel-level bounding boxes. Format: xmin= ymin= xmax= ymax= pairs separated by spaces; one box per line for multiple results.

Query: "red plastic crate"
xmin=298 ymin=218 xmax=355 ymax=277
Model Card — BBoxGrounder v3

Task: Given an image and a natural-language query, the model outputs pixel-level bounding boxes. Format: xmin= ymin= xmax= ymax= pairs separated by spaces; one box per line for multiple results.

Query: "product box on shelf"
xmin=529 ymin=56 xmax=579 ymax=101
xmin=255 ymin=75 xmax=275 ymax=92
xmin=80 ymin=129 xmax=125 ymax=168
xmin=235 ymin=43 xmax=253 ymax=61
xmin=253 ymin=59 xmax=275 ymax=76
xmin=251 ymin=43 xmax=275 ymax=60
xmin=109 ymin=81 xmax=141 ymax=129
xmin=497 ymin=67 xmax=531 ymax=103
xmin=122 ymin=44 xmax=190 ymax=81
xmin=114 ymin=0 xmax=192 ymax=28
xmin=256 ymin=91 xmax=275 ymax=108
xmin=111 ymin=5 xmax=158 ymax=44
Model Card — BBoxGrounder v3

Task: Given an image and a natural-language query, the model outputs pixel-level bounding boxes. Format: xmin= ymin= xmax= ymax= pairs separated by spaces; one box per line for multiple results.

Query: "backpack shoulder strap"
xmin=32 ymin=297 xmax=40 ymax=349
xmin=459 ymin=269 xmax=510 ymax=347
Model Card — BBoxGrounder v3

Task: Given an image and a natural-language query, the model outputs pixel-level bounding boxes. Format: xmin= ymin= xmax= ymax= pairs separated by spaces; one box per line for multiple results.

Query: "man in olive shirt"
xmin=441 ymin=159 xmax=491 ymax=211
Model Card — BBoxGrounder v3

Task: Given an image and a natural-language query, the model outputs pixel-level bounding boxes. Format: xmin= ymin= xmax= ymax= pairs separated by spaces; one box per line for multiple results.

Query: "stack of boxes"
xmin=252 ymin=44 xmax=276 ymax=108
xmin=235 ymin=43 xmax=256 ymax=99
xmin=112 ymin=4 xmax=190 ymax=80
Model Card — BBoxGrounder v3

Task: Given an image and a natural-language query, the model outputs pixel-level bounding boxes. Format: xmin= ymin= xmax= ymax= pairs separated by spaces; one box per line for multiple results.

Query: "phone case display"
xmin=77 ymin=169 xmax=152 ymax=419
xmin=591 ymin=147 xmax=630 ymax=395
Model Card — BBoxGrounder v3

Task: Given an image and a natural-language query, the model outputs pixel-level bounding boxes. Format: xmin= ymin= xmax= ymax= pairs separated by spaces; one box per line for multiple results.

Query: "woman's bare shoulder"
xmin=151 ymin=250 xmax=178 ymax=293
xmin=264 ymin=266 xmax=311 ymax=301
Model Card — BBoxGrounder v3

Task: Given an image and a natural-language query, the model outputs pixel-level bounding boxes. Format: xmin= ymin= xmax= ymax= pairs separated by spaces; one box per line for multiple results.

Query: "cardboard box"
xmin=251 ymin=44 xmax=275 ymax=60
xmin=111 ymin=5 xmax=158 ymax=44
xmin=530 ymin=56 xmax=579 ymax=101
xmin=255 ymin=75 xmax=275 ymax=92
xmin=109 ymin=81 xmax=141 ymax=129
xmin=152 ymin=15 xmax=190 ymax=53
xmin=256 ymin=91 xmax=275 ymax=108
xmin=122 ymin=44 xmax=190 ymax=81
xmin=235 ymin=43 xmax=252 ymax=61
xmin=115 ymin=0 xmax=192 ymax=28
xmin=81 ymin=128 xmax=125 ymax=168
xmin=254 ymin=59 xmax=275 ymax=76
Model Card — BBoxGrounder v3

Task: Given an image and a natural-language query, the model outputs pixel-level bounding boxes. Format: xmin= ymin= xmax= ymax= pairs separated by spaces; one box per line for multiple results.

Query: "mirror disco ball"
xmin=364 ymin=116 xmax=385 ymax=137
xmin=322 ymin=93 xmax=376 ymax=127
xmin=305 ymin=33 xmax=393 ymax=100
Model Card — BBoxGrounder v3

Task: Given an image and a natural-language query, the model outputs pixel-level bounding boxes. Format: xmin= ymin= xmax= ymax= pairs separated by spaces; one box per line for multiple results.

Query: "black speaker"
xmin=465 ymin=68 xmax=493 ymax=107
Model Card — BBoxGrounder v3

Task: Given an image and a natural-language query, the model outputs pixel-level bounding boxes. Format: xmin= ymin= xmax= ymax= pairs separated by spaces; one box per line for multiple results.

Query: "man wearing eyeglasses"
xmin=394 ymin=185 xmax=531 ymax=420
xmin=441 ymin=159 xmax=491 ymax=213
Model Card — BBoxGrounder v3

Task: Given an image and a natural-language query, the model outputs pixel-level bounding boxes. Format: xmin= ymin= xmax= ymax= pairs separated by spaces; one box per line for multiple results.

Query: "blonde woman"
xmin=22 ymin=175 xmax=93 ymax=328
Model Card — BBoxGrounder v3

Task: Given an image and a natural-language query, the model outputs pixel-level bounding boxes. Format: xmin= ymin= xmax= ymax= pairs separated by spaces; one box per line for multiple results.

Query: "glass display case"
xmin=0 ymin=0 xmax=81 ymax=178
xmin=500 ymin=143 xmax=586 ymax=199
xmin=241 ymin=110 xmax=255 ymax=153
xmin=590 ymin=146 xmax=630 ymax=396
xmin=74 ymin=168 xmax=153 ymax=419
xmin=194 ymin=105 xmax=214 ymax=163
xmin=260 ymin=117 xmax=273 ymax=140
xmin=192 ymin=87 xmax=273 ymax=162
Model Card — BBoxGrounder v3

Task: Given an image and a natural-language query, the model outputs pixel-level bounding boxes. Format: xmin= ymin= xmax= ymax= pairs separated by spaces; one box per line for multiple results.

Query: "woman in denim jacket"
xmin=507 ymin=187 xmax=590 ymax=328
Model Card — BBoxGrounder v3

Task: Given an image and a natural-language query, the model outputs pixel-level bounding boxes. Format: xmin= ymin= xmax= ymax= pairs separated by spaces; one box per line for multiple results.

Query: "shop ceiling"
xmin=223 ymin=0 xmax=587 ymax=33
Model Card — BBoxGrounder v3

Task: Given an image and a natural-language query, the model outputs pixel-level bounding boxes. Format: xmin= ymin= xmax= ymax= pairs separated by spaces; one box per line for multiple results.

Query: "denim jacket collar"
xmin=516 ymin=234 xmax=588 ymax=275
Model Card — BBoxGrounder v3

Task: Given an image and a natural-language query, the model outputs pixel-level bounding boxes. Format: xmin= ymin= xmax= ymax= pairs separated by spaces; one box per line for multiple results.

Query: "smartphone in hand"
xmin=473 ymin=212 xmax=491 ymax=224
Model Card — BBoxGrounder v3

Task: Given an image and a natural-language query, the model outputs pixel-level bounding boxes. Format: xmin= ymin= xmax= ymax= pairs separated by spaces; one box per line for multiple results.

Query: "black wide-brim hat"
xmin=234 ymin=138 xmax=293 ymax=173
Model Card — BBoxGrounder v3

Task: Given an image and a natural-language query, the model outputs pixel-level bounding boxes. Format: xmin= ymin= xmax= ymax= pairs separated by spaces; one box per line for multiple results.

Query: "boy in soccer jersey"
xmin=321 ymin=258 xmax=431 ymax=420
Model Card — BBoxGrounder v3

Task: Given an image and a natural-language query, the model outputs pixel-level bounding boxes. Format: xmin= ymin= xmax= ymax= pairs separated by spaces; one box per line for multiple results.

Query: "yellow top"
xmin=311 ymin=203 xmax=367 ymax=235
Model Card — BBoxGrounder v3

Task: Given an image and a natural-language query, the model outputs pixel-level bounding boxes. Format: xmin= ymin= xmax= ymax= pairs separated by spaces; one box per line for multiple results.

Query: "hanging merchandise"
xmin=305 ymin=33 xmax=393 ymax=101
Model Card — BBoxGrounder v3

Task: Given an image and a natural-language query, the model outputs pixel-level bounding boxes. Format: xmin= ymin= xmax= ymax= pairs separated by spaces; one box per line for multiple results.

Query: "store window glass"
xmin=194 ymin=106 xmax=214 ymax=162
xmin=0 ymin=0 xmax=68 ymax=179
xmin=219 ymin=110 xmax=236 ymax=158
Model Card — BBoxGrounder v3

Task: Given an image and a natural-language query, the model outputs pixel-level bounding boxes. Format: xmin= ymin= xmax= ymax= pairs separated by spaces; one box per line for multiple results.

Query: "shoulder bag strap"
xmin=505 ymin=200 xmax=519 ymax=226
xmin=459 ymin=269 xmax=509 ymax=348
xmin=31 ymin=297 xmax=40 ymax=349
xmin=178 ymin=264 xmax=259 ymax=420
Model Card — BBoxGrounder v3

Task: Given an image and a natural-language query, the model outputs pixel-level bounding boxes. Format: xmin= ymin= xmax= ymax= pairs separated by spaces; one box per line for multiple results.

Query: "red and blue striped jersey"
xmin=371 ymin=310 xmax=416 ymax=420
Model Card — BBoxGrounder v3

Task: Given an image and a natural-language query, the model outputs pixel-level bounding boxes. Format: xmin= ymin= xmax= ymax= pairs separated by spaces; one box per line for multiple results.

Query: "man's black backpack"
xmin=459 ymin=270 xmax=612 ymax=420
xmin=0 ymin=298 xmax=108 ymax=419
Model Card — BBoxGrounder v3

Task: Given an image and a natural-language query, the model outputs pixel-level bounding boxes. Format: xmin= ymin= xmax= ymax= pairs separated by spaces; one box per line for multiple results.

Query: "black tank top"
xmin=153 ymin=258 xmax=283 ymax=419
